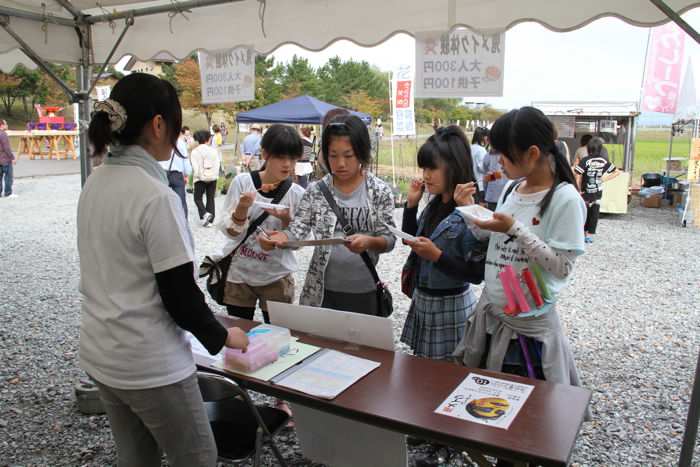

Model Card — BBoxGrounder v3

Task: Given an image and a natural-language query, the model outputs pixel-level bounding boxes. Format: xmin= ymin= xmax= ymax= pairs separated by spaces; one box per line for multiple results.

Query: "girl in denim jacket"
xmin=401 ymin=126 xmax=481 ymax=359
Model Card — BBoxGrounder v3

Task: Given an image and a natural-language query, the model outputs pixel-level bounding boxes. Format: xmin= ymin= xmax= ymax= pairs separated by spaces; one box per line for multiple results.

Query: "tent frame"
xmin=0 ymin=2 xmax=698 ymax=463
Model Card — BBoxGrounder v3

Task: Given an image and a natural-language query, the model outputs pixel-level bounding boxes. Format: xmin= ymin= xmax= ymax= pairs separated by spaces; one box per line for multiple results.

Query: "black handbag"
xmin=200 ymin=172 xmax=292 ymax=305
xmin=318 ymin=181 xmax=393 ymax=318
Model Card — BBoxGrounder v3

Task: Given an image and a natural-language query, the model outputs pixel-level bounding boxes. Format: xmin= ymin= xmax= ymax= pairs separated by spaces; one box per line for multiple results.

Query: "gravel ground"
xmin=1 ymin=174 xmax=698 ymax=467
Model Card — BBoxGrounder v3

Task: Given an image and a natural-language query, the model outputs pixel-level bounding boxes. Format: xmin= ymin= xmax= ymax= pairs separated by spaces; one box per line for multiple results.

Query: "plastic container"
xmin=247 ymin=324 xmax=291 ymax=356
xmin=457 ymin=205 xmax=494 ymax=222
xmin=224 ymin=340 xmax=279 ymax=372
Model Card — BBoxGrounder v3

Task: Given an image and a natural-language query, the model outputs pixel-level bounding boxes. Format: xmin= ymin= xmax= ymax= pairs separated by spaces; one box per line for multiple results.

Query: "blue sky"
xmin=271 ymin=8 xmax=700 ymax=120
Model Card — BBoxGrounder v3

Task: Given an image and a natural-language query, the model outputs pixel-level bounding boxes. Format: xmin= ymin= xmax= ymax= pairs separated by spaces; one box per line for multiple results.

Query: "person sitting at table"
xmin=452 ymin=107 xmax=587 ymax=391
xmin=401 ymin=126 xmax=481 ymax=360
xmin=258 ymin=115 xmax=396 ymax=316
xmin=77 ymin=73 xmax=249 ymax=467
xmin=215 ymin=124 xmax=306 ymax=323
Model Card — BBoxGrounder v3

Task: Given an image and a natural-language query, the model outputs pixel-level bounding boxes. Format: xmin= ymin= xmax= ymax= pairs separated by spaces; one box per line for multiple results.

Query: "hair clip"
xmin=93 ymin=99 xmax=127 ymax=133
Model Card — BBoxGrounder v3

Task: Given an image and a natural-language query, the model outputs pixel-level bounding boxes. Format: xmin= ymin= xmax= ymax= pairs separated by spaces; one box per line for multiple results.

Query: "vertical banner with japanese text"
xmin=198 ymin=46 xmax=255 ymax=104
xmin=415 ymin=29 xmax=505 ymax=98
xmin=392 ymin=64 xmax=416 ymax=136
xmin=641 ymin=23 xmax=686 ymax=114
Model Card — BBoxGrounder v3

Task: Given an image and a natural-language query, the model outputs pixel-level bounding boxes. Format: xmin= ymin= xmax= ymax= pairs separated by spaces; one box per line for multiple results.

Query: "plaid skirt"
xmin=400 ymin=287 xmax=477 ymax=359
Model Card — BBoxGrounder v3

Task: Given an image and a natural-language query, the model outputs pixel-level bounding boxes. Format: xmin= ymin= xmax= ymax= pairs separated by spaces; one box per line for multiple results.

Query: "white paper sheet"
xmin=273 ymin=349 xmax=380 ymax=399
xmin=435 ymin=373 xmax=534 ymax=430
xmin=384 ymin=223 xmax=417 ymax=242
xmin=254 ymin=201 xmax=289 ymax=210
xmin=282 ymin=238 xmax=348 ymax=248
xmin=456 ymin=205 xmax=494 ymax=222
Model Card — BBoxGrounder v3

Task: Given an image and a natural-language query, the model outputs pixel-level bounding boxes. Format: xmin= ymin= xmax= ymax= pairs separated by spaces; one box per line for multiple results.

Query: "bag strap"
xmin=502 ymin=180 xmax=520 ymax=203
xmin=318 ymin=181 xmax=382 ymax=286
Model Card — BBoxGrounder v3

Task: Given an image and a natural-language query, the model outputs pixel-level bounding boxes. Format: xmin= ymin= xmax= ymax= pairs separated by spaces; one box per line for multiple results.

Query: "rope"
xmin=167 ymin=0 xmax=192 ymax=34
xmin=258 ymin=0 xmax=267 ymax=38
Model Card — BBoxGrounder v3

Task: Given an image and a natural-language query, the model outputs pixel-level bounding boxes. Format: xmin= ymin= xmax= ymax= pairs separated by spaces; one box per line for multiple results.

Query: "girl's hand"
xmin=225 ymin=327 xmax=249 ymax=351
xmin=344 ymin=234 xmax=372 ymax=254
xmin=258 ymin=231 xmax=289 ymax=251
xmin=262 ymin=207 xmax=291 ymax=226
xmin=406 ymin=179 xmax=424 ymax=208
xmin=473 ymin=212 xmax=515 ymax=233
xmin=454 ymin=182 xmax=477 ymax=206
xmin=405 ymin=237 xmax=442 ymax=262
xmin=238 ymin=191 xmax=256 ymax=209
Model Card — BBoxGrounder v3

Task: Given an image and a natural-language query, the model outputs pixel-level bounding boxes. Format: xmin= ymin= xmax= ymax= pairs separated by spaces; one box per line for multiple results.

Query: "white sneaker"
xmin=201 ymin=212 xmax=213 ymax=227
xmin=6 ymin=194 xmax=17 ymax=199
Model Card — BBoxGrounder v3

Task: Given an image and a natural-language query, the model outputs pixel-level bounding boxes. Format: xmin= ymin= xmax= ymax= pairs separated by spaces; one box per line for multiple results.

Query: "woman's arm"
xmin=155 ymin=262 xmax=228 ymax=354
xmin=284 ymin=185 xmax=316 ymax=241
xmin=372 ymin=185 xmax=396 ymax=253
xmin=508 ymin=221 xmax=577 ymax=279
xmin=402 ymin=205 xmax=419 ymax=236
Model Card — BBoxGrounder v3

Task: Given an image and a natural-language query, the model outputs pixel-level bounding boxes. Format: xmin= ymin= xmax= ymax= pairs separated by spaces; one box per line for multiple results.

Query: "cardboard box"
xmin=641 ymin=194 xmax=662 ymax=208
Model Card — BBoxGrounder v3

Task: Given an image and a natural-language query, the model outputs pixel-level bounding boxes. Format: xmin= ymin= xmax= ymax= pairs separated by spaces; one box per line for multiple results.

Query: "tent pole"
xmin=85 ymin=16 xmax=134 ymax=98
xmin=53 ymin=0 xmax=82 ymax=19
xmin=679 ymin=348 xmax=700 ymax=466
xmin=86 ymin=0 xmax=242 ymax=24
xmin=0 ymin=6 xmax=76 ymax=27
xmin=78 ymin=24 xmax=93 ymax=186
xmin=649 ymin=0 xmax=700 ymax=44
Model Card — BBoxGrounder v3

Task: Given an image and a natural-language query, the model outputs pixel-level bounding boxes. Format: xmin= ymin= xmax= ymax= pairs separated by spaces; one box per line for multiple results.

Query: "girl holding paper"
xmin=258 ymin=115 xmax=396 ymax=315
xmin=400 ymin=126 xmax=482 ymax=360
xmin=216 ymin=124 xmax=306 ymax=323
xmin=452 ymin=107 xmax=587 ymax=389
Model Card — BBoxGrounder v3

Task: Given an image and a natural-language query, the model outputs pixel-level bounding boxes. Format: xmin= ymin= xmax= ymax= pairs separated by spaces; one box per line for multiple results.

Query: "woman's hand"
xmin=405 ymin=237 xmax=442 ymax=262
xmin=262 ymin=207 xmax=291 ymax=226
xmin=406 ymin=178 xmax=424 ymax=208
xmin=473 ymin=212 xmax=515 ymax=233
xmin=454 ymin=182 xmax=477 ymax=206
xmin=225 ymin=327 xmax=249 ymax=351
xmin=344 ymin=234 xmax=374 ymax=254
xmin=238 ymin=191 xmax=256 ymax=210
xmin=258 ymin=231 xmax=289 ymax=251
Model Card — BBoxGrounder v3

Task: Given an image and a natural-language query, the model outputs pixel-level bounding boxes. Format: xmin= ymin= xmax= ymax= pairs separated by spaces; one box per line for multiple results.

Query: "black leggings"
xmin=193 ymin=181 xmax=217 ymax=220
xmin=225 ymin=305 xmax=270 ymax=324
xmin=584 ymin=201 xmax=601 ymax=234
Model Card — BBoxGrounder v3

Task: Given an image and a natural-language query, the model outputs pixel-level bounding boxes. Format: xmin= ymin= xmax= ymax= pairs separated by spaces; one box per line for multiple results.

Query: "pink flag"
xmin=641 ymin=23 xmax=686 ymax=114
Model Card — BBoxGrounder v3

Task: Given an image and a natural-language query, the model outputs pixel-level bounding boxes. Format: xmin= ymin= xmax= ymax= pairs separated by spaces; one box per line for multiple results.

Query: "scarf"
xmin=104 ymin=144 xmax=168 ymax=185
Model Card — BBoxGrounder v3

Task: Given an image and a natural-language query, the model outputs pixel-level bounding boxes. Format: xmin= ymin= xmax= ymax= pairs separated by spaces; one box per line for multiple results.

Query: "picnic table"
xmin=8 ymin=130 xmax=78 ymax=160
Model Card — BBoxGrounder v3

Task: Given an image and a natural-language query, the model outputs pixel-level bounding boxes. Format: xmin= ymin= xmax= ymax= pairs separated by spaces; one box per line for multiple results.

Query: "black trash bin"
xmin=641 ymin=173 xmax=663 ymax=188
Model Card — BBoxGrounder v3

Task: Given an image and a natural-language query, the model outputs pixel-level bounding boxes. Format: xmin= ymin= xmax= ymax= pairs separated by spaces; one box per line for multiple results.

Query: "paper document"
xmin=214 ymin=341 xmax=321 ymax=381
xmin=435 ymin=373 xmax=534 ymax=430
xmin=384 ymin=223 xmax=417 ymax=242
xmin=282 ymin=238 xmax=348 ymax=248
xmin=272 ymin=349 xmax=380 ymax=399
xmin=254 ymin=201 xmax=289 ymax=210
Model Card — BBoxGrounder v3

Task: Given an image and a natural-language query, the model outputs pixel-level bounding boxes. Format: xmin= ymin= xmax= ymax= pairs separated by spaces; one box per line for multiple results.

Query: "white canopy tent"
xmin=0 ymin=1 xmax=699 ymax=465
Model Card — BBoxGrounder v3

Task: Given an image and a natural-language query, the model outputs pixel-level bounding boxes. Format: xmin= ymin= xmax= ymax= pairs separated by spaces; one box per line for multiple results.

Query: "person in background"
xmin=401 ymin=126 xmax=480 ymax=360
xmin=470 ymin=127 xmax=489 ymax=203
xmin=190 ymin=130 xmax=221 ymax=227
xmin=159 ymin=128 xmax=192 ymax=217
xmin=259 ymin=115 xmax=396 ymax=316
xmin=295 ymin=126 xmax=314 ymax=188
xmin=572 ymin=134 xmax=592 ymax=168
xmin=217 ymin=124 xmax=306 ymax=323
xmin=219 ymin=121 xmax=228 ymax=144
xmin=482 ymin=148 xmax=509 ymax=211
xmin=78 ymin=73 xmax=248 ymax=467
xmin=575 ymin=136 xmax=619 ymax=243
xmin=0 ymin=119 xmax=16 ymax=198
xmin=211 ymin=125 xmax=223 ymax=148
xmin=241 ymin=123 xmax=263 ymax=171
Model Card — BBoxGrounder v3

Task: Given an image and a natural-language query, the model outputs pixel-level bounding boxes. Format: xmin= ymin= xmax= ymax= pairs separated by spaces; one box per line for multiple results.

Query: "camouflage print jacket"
xmin=284 ymin=172 xmax=396 ymax=307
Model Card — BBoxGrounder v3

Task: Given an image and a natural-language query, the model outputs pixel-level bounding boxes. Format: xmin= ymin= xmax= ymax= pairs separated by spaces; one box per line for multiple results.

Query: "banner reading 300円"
xmin=198 ymin=46 xmax=255 ymax=104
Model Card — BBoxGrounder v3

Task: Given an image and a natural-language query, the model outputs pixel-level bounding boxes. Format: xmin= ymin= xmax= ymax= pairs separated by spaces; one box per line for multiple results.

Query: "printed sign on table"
xmin=435 ymin=373 xmax=534 ymax=430
xmin=198 ymin=46 xmax=255 ymax=104
xmin=641 ymin=23 xmax=686 ymax=114
xmin=415 ymin=29 xmax=505 ymax=98
xmin=392 ymin=64 xmax=416 ymax=136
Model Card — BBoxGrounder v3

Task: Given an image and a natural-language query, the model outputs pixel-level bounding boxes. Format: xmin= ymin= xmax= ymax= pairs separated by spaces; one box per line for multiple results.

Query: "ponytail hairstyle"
xmin=88 ymin=72 xmax=182 ymax=157
xmin=489 ymin=106 xmax=576 ymax=215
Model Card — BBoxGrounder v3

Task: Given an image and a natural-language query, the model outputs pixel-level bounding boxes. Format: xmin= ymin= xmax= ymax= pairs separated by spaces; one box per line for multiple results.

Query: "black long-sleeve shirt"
xmin=155 ymin=262 xmax=228 ymax=355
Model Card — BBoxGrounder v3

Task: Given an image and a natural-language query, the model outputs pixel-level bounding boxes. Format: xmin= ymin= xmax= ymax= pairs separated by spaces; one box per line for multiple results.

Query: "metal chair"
xmin=196 ymin=371 xmax=289 ymax=467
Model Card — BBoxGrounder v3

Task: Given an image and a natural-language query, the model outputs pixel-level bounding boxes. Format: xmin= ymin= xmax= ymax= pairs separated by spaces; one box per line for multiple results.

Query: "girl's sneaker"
xmin=585 ymin=236 xmax=593 ymax=244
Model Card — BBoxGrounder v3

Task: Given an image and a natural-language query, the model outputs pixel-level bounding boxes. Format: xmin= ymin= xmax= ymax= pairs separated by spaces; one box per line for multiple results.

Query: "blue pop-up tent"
xmin=236 ymin=95 xmax=372 ymax=125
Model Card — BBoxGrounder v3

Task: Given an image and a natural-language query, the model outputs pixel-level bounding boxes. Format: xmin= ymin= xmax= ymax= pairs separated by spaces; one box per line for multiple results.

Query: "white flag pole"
xmin=389 ymin=72 xmax=396 ymax=188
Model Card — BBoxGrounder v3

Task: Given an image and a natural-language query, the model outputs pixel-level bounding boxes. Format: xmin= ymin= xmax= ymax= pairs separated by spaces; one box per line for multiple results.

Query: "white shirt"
xmin=159 ymin=138 xmax=192 ymax=175
xmin=218 ymin=173 xmax=306 ymax=287
xmin=77 ymin=164 xmax=197 ymax=389
xmin=471 ymin=144 xmax=488 ymax=191
xmin=190 ymin=144 xmax=221 ymax=182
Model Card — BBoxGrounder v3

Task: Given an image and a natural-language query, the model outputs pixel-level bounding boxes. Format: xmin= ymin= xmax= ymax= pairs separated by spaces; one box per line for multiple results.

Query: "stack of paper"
xmin=272 ymin=349 xmax=380 ymax=399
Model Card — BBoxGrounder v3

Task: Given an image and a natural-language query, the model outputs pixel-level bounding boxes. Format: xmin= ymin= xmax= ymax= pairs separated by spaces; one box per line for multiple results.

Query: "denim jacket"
xmin=414 ymin=209 xmax=479 ymax=290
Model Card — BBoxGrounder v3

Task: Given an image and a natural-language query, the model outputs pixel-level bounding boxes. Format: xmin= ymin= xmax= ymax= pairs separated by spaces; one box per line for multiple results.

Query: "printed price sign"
xmin=198 ymin=46 xmax=255 ymax=104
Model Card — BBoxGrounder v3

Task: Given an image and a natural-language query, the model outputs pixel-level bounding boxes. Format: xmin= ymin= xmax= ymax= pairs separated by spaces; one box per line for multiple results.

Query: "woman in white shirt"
xmin=470 ymin=127 xmax=489 ymax=203
xmin=190 ymin=130 xmax=221 ymax=227
xmin=216 ymin=124 xmax=306 ymax=323
xmin=78 ymin=73 xmax=248 ymax=467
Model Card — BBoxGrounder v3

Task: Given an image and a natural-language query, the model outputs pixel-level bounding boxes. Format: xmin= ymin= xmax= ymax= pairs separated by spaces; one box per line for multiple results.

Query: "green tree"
xmin=317 ymin=57 xmax=389 ymax=113
xmin=280 ymin=55 xmax=319 ymax=98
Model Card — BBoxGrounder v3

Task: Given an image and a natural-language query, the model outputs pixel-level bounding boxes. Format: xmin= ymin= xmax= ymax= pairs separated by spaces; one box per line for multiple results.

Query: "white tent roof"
xmin=532 ymin=101 xmax=641 ymax=117
xmin=1 ymin=0 xmax=700 ymax=66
